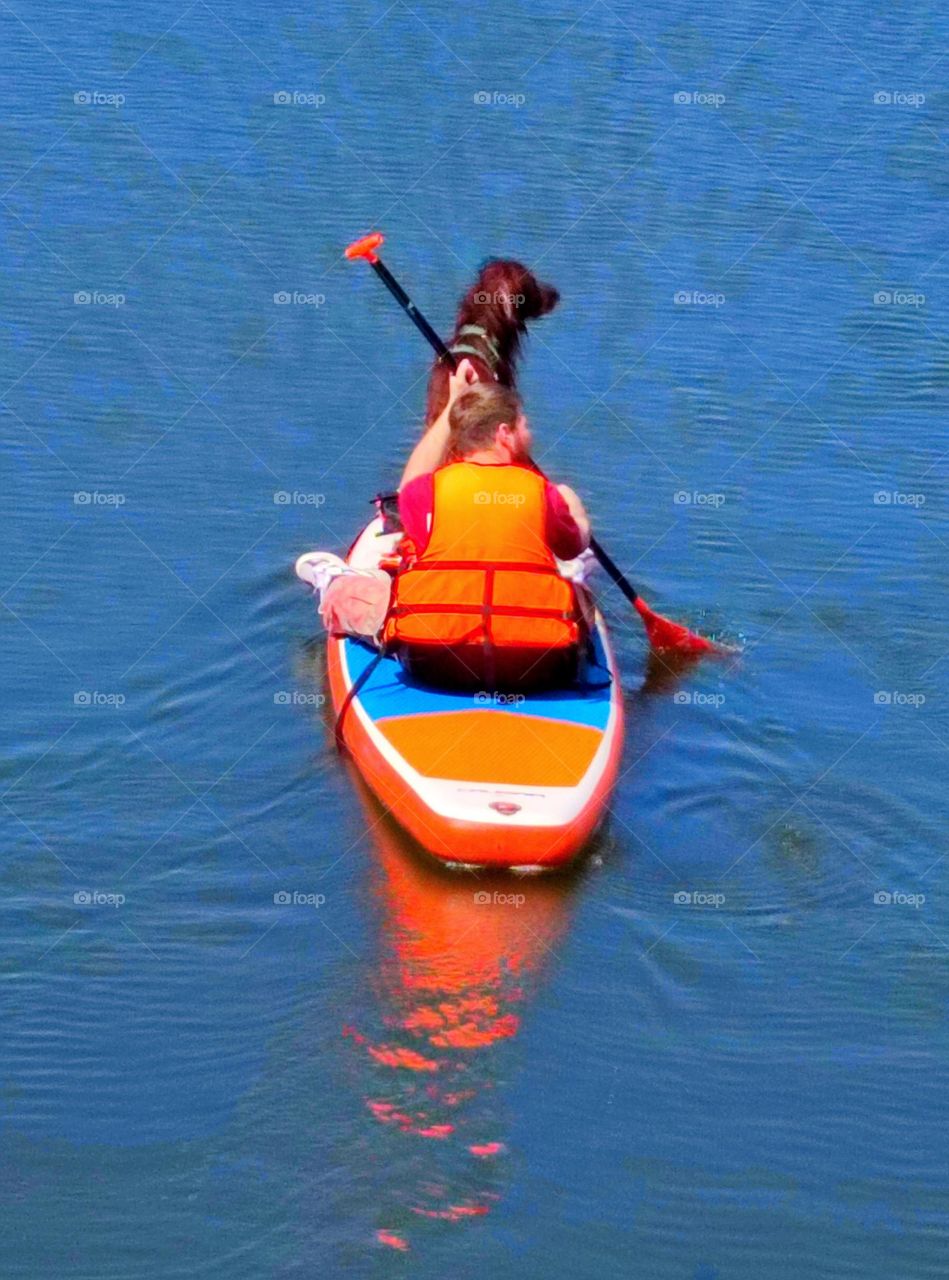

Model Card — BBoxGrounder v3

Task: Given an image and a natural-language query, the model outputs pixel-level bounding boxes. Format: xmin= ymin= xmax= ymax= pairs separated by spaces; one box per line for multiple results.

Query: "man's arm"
xmin=399 ymin=359 xmax=479 ymax=489
xmin=397 ymin=473 xmax=435 ymax=554
xmin=547 ymin=483 xmax=591 ymax=557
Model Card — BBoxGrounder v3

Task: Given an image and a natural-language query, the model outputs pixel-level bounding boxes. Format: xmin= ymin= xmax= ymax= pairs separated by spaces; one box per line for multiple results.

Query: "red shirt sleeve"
xmin=398 ymin=473 xmax=435 ymax=554
xmin=544 ymin=482 xmax=585 ymax=560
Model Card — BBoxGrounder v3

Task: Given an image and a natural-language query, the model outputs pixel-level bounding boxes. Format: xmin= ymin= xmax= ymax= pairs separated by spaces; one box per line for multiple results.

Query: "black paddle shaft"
xmin=587 ymin=536 xmax=639 ymax=606
xmin=370 ymin=259 xmax=457 ymax=368
xmin=368 ymin=254 xmax=641 ymax=608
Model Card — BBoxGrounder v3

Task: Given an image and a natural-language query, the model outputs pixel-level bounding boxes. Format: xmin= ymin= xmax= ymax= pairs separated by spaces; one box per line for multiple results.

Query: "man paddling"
xmin=297 ymin=358 xmax=594 ymax=691
xmin=385 ymin=360 xmax=593 ymax=691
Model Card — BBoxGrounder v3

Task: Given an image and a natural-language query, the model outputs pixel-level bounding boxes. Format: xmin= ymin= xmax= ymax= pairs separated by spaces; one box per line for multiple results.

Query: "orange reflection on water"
xmin=345 ymin=787 xmax=575 ymax=1250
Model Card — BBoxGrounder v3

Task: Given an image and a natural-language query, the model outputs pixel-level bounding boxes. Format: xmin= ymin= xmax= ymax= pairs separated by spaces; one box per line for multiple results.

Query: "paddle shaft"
xmin=369 ymin=258 xmax=456 ymax=366
xmin=584 ymin=536 xmax=639 ymax=606
xmin=369 ymin=255 xmax=643 ymax=607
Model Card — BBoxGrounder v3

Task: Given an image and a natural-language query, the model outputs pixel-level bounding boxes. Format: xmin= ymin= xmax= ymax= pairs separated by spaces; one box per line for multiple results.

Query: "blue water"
xmin=2 ymin=1 xmax=947 ymax=1275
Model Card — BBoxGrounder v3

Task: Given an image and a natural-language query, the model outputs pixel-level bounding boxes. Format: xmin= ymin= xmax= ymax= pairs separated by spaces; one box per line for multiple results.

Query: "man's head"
xmin=447 ymin=383 xmax=533 ymax=463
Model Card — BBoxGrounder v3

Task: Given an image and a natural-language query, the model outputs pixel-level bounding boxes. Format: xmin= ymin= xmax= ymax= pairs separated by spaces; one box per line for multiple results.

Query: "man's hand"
xmin=447 ymin=357 xmax=479 ymax=405
xmin=400 ymin=360 xmax=479 ymax=489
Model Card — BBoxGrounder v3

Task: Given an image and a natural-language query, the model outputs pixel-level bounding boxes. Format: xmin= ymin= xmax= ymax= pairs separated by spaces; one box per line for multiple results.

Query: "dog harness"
xmin=448 ymin=324 xmax=502 ymax=373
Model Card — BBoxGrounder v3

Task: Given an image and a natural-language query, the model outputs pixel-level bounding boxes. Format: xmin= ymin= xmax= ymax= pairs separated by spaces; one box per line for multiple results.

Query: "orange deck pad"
xmin=325 ymin=636 xmax=623 ymax=867
xmin=376 ymin=709 xmax=601 ymax=787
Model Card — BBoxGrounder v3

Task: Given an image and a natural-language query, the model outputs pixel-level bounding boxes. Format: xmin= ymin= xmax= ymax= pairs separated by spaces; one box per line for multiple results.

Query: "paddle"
xmin=344 ymin=232 xmax=720 ymax=657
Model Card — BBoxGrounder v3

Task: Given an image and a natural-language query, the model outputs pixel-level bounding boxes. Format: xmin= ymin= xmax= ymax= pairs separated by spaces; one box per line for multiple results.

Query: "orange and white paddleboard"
xmin=322 ymin=519 xmax=625 ymax=871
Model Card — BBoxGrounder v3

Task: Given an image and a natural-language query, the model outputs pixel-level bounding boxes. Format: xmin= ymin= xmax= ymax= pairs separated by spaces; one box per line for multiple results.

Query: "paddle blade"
xmin=633 ymin=597 xmax=719 ymax=656
xmin=345 ymin=232 xmax=384 ymax=263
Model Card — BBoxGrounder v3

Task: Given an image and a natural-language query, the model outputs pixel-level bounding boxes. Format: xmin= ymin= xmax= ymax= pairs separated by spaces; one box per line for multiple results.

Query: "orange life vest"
xmin=384 ymin=462 xmax=581 ymax=652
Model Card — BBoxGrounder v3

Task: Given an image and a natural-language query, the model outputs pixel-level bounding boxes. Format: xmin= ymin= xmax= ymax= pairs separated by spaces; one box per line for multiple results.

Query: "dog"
xmin=424 ymin=259 xmax=559 ymax=425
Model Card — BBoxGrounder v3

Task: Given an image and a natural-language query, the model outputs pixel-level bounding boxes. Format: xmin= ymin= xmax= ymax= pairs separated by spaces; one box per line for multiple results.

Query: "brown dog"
xmin=424 ymin=260 xmax=559 ymax=425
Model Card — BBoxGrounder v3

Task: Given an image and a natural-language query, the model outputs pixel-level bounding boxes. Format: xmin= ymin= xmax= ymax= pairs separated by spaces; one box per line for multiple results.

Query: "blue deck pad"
xmin=341 ymin=633 xmax=614 ymax=731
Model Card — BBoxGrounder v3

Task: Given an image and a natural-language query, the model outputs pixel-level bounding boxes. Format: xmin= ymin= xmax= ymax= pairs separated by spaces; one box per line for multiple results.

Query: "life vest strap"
xmin=388 ymin=602 xmax=576 ymax=621
xmin=405 ymin=559 xmax=565 ymax=574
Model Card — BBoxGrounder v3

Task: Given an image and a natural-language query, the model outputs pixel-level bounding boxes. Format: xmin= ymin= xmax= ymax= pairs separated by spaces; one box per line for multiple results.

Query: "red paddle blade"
xmin=345 ymin=231 xmax=384 ymax=263
xmin=634 ymin=597 xmax=719 ymax=656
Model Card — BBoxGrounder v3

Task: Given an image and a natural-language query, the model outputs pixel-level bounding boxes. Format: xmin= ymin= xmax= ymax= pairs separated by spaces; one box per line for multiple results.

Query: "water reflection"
xmin=344 ymin=783 xmax=575 ymax=1251
xmin=329 ymin=646 xmax=710 ymax=1252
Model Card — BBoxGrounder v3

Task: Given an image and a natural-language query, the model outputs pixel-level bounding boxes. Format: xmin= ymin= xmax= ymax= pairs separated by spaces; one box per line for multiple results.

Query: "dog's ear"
xmin=516 ymin=267 xmax=559 ymax=322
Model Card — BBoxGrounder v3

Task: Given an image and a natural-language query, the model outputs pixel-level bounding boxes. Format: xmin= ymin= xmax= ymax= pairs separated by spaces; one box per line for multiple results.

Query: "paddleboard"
xmin=322 ymin=518 xmax=625 ymax=870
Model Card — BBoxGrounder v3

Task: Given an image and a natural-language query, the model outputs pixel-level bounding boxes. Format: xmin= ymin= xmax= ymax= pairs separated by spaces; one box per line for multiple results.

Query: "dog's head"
xmin=463 ymin=260 xmax=560 ymax=336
